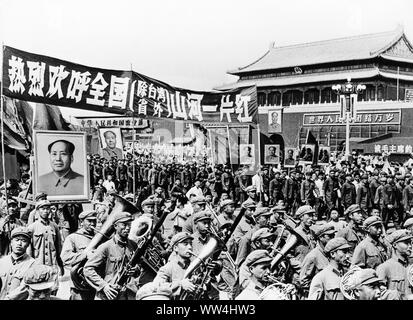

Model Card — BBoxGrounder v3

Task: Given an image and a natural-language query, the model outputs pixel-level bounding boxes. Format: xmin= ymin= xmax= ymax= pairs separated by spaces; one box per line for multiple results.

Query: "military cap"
xmin=363 ymin=216 xmax=382 ymax=230
xmin=351 ymin=268 xmax=382 ymax=288
xmin=403 ymin=218 xmax=413 ymax=229
xmin=24 ymin=264 xmax=57 ymax=290
xmin=244 ymin=249 xmax=273 ymax=267
xmin=35 ymin=192 xmax=48 ymax=201
xmin=253 ymin=207 xmax=272 ymax=218
xmin=387 ymin=229 xmax=413 ymax=245
xmin=251 ymin=228 xmax=275 ymax=242
xmin=193 ymin=210 xmax=212 ymax=224
xmin=141 ymin=198 xmax=155 ymax=207
xmin=124 ymin=193 xmax=134 ymax=201
xmin=48 ymin=139 xmax=75 ymax=154
xmin=112 ymin=211 xmax=134 ymax=225
xmin=136 ymin=282 xmax=172 ymax=300
xmin=190 ymin=195 xmax=206 ymax=204
xmin=245 ymin=186 xmax=257 ymax=193
xmin=361 ymin=174 xmax=369 ymax=180
xmin=379 ymin=176 xmax=387 ymax=182
xmin=170 ymin=232 xmax=194 ymax=247
xmin=344 ymin=204 xmax=362 ymax=216
xmin=325 ymin=237 xmax=351 ymax=253
xmin=35 ymin=200 xmax=51 ymax=210
xmin=107 ymin=190 xmax=117 ymax=195
xmin=295 ymin=205 xmax=315 ymax=218
xmin=11 ymin=227 xmax=31 ymax=240
xmin=79 ymin=210 xmax=97 ymax=220
xmin=243 ymin=200 xmax=257 ymax=209
xmin=310 ymin=224 xmax=336 ymax=238
xmin=220 ymin=199 xmax=234 ymax=209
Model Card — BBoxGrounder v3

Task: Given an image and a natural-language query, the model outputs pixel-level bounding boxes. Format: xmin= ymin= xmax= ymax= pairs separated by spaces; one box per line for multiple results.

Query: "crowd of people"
xmin=1 ymin=150 xmax=413 ymax=300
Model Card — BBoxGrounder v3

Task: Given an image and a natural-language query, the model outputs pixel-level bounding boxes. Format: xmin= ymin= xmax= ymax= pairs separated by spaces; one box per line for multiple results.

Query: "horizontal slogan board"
xmin=3 ymin=46 xmax=258 ymax=124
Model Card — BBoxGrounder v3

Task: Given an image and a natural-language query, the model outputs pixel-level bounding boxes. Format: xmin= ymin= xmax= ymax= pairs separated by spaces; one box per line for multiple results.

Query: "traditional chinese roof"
xmin=228 ymin=27 xmax=413 ymax=76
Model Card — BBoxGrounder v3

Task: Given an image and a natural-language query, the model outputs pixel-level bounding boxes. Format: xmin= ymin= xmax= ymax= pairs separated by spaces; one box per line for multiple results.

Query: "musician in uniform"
xmin=60 ymin=210 xmax=98 ymax=300
xmin=150 ymin=232 xmax=196 ymax=299
xmin=336 ymin=204 xmax=365 ymax=251
xmin=308 ymin=237 xmax=352 ymax=300
xmin=0 ymin=227 xmax=35 ymax=300
xmin=216 ymin=199 xmax=236 ymax=227
xmin=0 ymin=198 xmax=24 ymax=256
xmin=299 ymin=224 xmax=335 ymax=296
xmin=83 ymin=212 xmax=139 ymax=300
xmin=235 ymin=207 xmax=272 ymax=267
xmin=376 ymin=229 xmax=413 ymax=299
xmin=351 ymin=216 xmax=388 ymax=269
xmin=191 ymin=211 xmax=213 ymax=256
xmin=238 ymin=228 xmax=275 ymax=290
xmin=292 ymin=205 xmax=317 ymax=262
xmin=182 ymin=196 xmax=207 ymax=234
xmin=23 ymin=264 xmax=61 ymax=300
xmin=235 ymin=250 xmax=273 ymax=300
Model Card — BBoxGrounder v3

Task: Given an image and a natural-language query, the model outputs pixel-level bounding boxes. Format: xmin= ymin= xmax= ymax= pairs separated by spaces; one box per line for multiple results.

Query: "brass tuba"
xmin=179 ymin=235 xmax=221 ymax=300
xmin=270 ymin=225 xmax=305 ymax=272
xmin=128 ymin=214 xmax=166 ymax=274
xmin=70 ymin=194 xmax=139 ymax=290
xmin=339 ymin=265 xmax=363 ymax=300
xmin=259 ymin=274 xmax=297 ymax=300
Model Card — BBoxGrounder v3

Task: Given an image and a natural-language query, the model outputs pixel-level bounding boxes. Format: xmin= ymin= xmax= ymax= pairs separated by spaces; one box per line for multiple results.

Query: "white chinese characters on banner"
xmin=87 ymin=72 xmax=109 ymax=106
xmin=374 ymin=144 xmax=413 ymax=154
xmin=108 ymin=76 xmax=130 ymax=108
xmin=8 ymin=56 xmax=27 ymax=94
xmin=27 ymin=61 xmax=46 ymax=97
xmin=47 ymin=65 xmax=70 ymax=99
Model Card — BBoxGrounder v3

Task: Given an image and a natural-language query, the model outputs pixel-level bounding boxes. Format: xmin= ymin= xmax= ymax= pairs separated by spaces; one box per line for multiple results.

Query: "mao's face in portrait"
xmin=105 ymin=132 xmax=117 ymax=149
xmin=271 ymin=112 xmax=278 ymax=124
xmin=50 ymin=141 xmax=72 ymax=173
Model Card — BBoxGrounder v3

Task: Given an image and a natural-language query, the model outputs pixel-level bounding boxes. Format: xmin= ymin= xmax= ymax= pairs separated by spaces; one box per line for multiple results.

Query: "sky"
xmin=1 ymin=0 xmax=412 ymax=120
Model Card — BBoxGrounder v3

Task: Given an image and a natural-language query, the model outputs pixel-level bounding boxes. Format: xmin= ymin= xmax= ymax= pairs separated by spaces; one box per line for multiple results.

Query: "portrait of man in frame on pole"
xmin=33 ymin=131 xmax=89 ymax=201
xmin=284 ymin=147 xmax=298 ymax=167
xmin=98 ymin=127 xmax=124 ymax=161
xmin=240 ymin=144 xmax=255 ymax=165
xmin=299 ymin=144 xmax=315 ymax=164
xmin=264 ymin=144 xmax=280 ymax=164
xmin=318 ymin=145 xmax=331 ymax=165
xmin=268 ymin=109 xmax=282 ymax=133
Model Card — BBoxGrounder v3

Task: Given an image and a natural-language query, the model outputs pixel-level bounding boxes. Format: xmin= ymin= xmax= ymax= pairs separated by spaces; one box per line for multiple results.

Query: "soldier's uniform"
xmin=83 ymin=212 xmax=138 ymax=300
xmin=0 ymin=227 xmax=35 ymax=300
xmin=351 ymin=216 xmax=388 ymax=269
xmin=336 ymin=205 xmax=365 ymax=251
xmin=293 ymin=206 xmax=317 ymax=263
xmin=60 ymin=210 xmax=98 ymax=300
xmin=376 ymin=229 xmax=413 ymax=298
xmin=152 ymin=232 xmax=193 ymax=298
xmin=308 ymin=238 xmax=351 ymax=300
xmin=299 ymin=224 xmax=335 ymax=293
xmin=191 ymin=211 xmax=213 ymax=256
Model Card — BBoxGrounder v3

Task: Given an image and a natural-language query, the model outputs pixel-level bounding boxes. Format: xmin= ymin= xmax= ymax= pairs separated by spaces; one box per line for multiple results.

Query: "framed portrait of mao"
xmin=98 ymin=127 xmax=124 ymax=161
xmin=33 ymin=131 xmax=90 ymax=202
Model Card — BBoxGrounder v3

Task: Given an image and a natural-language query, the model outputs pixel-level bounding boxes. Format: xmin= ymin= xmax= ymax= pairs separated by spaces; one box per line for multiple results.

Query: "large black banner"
xmin=3 ymin=46 xmax=258 ymax=124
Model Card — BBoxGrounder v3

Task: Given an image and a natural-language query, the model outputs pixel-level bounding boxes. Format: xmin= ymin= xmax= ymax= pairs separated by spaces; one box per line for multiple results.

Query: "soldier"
xmin=235 ymin=250 xmax=273 ymax=300
xmin=323 ymin=169 xmax=340 ymax=217
xmin=23 ymin=264 xmax=61 ymax=300
xmin=284 ymin=170 xmax=301 ymax=215
xmin=356 ymin=174 xmax=372 ymax=216
xmin=376 ymin=229 xmax=413 ymax=299
xmin=182 ymin=195 xmax=207 ymax=234
xmin=0 ymin=198 xmax=24 ymax=256
xmin=235 ymin=207 xmax=272 ymax=267
xmin=269 ymin=170 xmax=284 ymax=206
xmin=238 ymin=166 xmax=251 ymax=204
xmin=351 ymin=216 xmax=388 ymax=269
xmin=151 ymin=232 xmax=196 ymax=299
xmin=0 ymin=227 xmax=35 ymax=300
xmin=301 ymin=171 xmax=317 ymax=207
xmin=60 ymin=210 xmax=98 ymax=300
xmin=191 ymin=211 xmax=213 ymax=256
xmin=336 ymin=204 xmax=365 ymax=251
xmin=83 ymin=212 xmax=139 ymax=300
xmin=341 ymin=173 xmax=356 ymax=210
xmin=238 ymin=228 xmax=275 ymax=290
xmin=402 ymin=178 xmax=413 ymax=216
xmin=216 ymin=199 xmax=236 ymax=228
xmin=308 ymin=237 xmax=352 ymax=300
xmin=299 ymin=224 xmax=336 ymax=296
xmin=229 ymin=202 xmax=257 ymax=257
xmin=27 ymin=200 xmax=64 ymax=296
xmin=244 ymin=185 xmax=257 ymax=206
xmin=293 ymin=205 xmax=317 ymax=262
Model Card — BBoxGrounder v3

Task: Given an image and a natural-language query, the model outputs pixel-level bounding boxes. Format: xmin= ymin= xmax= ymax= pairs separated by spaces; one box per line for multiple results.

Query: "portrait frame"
xmin=240 ymin=144 xmax=255 ymax=165
xmin=284 ymin=147 xmax=298 ymax=168
xmin=318 ymin=145 xmax=331 ymax=165
xmin=98 ymin=127 xmax=124 ymax=160
xmin=264 ymin=144 xmax=280 ymax=164
xmin=268 ymin=109 xmax=282 ymax=133
xmin=299 ymin=144 xmax=316 ymax=164
xmin=33 ymin=130 xmax=90 ymax=202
